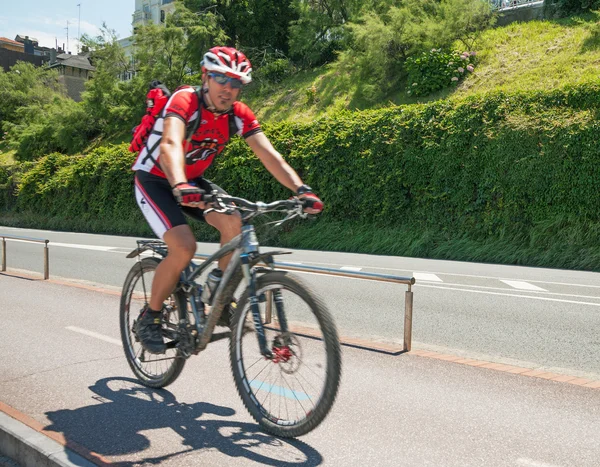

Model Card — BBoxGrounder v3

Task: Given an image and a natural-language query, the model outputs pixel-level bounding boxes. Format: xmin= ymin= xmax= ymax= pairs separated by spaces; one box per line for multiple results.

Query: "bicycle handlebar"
xmin=202 ymin=192 xmax=304 ymax=213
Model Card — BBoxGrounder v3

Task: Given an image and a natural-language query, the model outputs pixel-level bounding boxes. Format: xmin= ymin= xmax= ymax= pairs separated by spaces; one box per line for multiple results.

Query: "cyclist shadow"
xmin=44 ymin=376 xmax=322 ymax=466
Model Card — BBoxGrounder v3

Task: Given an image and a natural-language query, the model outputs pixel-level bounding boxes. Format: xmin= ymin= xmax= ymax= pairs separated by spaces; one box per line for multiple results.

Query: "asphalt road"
xmin=2 ymin=226 xmax=600 ymax=379
xmin=1 ymin=274 xmax=600 ymax=466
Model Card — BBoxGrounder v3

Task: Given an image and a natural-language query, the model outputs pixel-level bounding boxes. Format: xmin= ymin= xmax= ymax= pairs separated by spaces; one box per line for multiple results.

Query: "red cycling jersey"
xmin=132 ymin=86 xmax=262 ymax=180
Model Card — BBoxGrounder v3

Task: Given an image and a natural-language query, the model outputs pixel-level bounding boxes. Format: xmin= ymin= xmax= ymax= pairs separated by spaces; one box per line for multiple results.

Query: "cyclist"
xmin=131 ymin=46 xmax=323 ymax=354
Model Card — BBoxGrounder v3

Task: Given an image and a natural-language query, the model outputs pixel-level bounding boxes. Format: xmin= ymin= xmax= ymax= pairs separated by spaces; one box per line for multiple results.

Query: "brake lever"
xmin=271 ymin=208 xmax=306 ymax=227
xmin=204 ymin=206 xmax=235 ymax=215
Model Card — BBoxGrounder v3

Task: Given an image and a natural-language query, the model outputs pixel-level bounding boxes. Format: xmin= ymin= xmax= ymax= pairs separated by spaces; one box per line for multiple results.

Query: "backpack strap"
xmin=227 ymin=106 xmax=238 ymax=139
xmin=141 ymin=86 xmax=203 ymax=169
xmin=185 ymin=86 xmax=203 ymax=144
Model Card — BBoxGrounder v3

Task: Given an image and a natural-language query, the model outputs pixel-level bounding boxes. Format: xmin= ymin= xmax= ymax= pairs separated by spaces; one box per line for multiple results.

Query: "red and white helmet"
xmin=201 ymin=46 xmax=252 ymax=84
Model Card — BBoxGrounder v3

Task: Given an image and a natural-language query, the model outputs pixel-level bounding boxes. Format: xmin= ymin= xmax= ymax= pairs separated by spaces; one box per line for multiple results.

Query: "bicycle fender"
xmin=125 ymin=245 xmax=168 ymax=258
xmin=126 ymin=246 xmax=151 ymax=258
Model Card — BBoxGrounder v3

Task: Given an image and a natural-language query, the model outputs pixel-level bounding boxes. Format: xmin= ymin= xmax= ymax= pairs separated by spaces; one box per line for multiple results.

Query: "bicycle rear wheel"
xmin=120 ymin=257 xmax=187 ymax=388
xmin=230 ymin=271 xmax=342 ymax=438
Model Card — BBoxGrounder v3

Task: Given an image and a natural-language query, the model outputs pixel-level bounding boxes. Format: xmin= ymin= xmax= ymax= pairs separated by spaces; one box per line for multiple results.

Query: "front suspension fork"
xmin=241 ymin=255 xmax=271 ymax=358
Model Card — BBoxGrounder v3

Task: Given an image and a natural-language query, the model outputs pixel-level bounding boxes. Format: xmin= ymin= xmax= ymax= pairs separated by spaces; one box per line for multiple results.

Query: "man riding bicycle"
xmin=131 ymin=46 xmax=323 ymax=354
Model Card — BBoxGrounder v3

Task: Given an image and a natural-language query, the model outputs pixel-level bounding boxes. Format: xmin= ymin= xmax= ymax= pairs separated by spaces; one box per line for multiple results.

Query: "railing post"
xmin=1 ymin=237 xmax=5 ymax=272
xmin=44 ymin=240 xmax=49 ymax=280
xmin=404 ymin=285 xmax=413 ymax=352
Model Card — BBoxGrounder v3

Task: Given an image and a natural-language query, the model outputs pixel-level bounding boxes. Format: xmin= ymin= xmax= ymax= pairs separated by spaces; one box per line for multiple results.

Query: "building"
xmin=14 ymin=35 xmax=55 ymax=60
xmin=0 ymin=36 xmax=24 ymax=53
xmin=48 ymin=53 xmax=95 ymax=101
xmin=132 ymin=0 xmax=176 ymax=29
xmin=117 ymin=0 xmax=177 ymax=80
xmin=0 ymin=36 xmax=46 ymax=71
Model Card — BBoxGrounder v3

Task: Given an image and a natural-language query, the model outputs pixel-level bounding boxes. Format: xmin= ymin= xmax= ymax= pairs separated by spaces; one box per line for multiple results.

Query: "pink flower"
xmin=463 ymin=52 xmax=469 ymax=56
xmin=461 ymin=55 xmax=468 ymax=60
xmin=458 ymin=67 xmax=464 ymax=73
xmin=451 ymin=77 xmax=459 ymax=82
xmin=467 ymin=65 xmax=474 ymax=72
xmin=470 ymin=51 xmax=477 ymax=56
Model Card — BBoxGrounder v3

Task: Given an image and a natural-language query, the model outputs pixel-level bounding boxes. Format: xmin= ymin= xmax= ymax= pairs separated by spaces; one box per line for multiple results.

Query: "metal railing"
xmin=490 ymin=0 xmax=544 ymax=10
xmin=194 ymin=253 xmax=416 ymax=352
xmin=0 ymin=234 xmax=49 ymax=280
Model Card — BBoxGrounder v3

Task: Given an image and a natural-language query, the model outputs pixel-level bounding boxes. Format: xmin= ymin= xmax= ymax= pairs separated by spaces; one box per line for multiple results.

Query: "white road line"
xmin=8 ymin=239 xmax=118 ymax=252
xmin=286 ymin=261 xmax=600 ymax=289
xmin=419 ymin=284 xmax=600 ymax=308
xmin=501 ymin=280 xmax=548 ymax=292
xmin=516 ymin=458 xmax=563 ymax=467
xmin=66 ymin=326 xmax=122 ymax=346
xmin=289 ymin=272 xmax=600 ymax=303
xmin=413 ymin=272 xmax=443 ymax=282
xmin=5 ymin=235 xmax=600 ymax=292
xmin=422 ymin=281 xmax=600 ymax=301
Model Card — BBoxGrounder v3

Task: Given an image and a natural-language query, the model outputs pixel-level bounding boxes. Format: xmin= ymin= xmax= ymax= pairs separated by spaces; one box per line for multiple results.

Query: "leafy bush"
xmin=259 ymin=58 xmax=293 ymax=83
xmin=3 ymin=83 xmax=600 ymax=269
xmin=544 ymin=0 xmax=600 ymax=18
xmin=405 ymin=49 xmax=477 ymax=97
xmin=6 ymin=99 xmax=102 ymax=161
xmin=0 ymin=62 xmax=66 ymax=126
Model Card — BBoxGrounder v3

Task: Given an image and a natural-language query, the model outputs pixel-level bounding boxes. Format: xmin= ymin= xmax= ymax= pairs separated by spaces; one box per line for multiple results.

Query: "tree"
xmin=544 ymin=0 xmax=600 ymax=19
xmin=133 ymin=4 xmax=227 ymax=90
xmin=288 ymin=0 xmax=365 ymax=66
xmin=432 ymin=0 xmax=495 ymax=51
xmin=184 ymin=0 xmax=297 ymax=55
xmin=0 ymin=62 xmax=65 ymax=126
xmin=338 ymin=1 xmax=437 ymax=90
xmin=80 ymin=23 xmax=134 ymax=134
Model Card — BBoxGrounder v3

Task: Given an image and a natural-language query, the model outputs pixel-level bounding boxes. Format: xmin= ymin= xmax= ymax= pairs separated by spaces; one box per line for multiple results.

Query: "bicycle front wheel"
xmin=230 ymin=271 xmax=342 ymax=438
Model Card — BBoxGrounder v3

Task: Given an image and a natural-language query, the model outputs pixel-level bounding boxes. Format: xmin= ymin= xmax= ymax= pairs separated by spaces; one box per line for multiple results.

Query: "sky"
xmin=0 ymin=1 xmax=134 ymax=53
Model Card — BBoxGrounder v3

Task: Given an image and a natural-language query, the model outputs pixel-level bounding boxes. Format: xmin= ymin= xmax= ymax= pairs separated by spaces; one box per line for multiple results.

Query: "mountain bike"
xmin=119 ymin=192 xmax=342 ymax=438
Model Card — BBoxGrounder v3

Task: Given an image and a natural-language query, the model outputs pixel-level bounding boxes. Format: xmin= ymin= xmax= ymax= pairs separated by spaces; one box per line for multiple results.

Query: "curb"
xmin=0 ymin=412 xmax=96 ymax=467
xmin=0 ymin=402 xmax=112 ymax=467
xmin=409 ymin=349 xmax=600 ymax=389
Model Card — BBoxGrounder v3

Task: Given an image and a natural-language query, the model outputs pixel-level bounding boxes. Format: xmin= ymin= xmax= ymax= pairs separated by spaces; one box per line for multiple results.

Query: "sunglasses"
xmin=208 ymin=72 xmax=243 ymax=89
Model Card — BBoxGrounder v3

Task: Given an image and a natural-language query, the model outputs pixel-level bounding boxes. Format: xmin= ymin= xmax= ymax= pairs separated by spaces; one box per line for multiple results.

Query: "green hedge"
xmin=2 ymin=83 xmax=600 ymax=269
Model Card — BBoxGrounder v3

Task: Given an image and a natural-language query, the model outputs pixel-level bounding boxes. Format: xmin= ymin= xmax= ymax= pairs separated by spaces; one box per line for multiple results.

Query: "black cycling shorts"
xmin=134 ymin=170 xmax=228 ymax=239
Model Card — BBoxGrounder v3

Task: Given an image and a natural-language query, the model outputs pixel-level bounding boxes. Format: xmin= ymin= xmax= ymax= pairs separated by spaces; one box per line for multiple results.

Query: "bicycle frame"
xmin=132 ymin=223 xmax=288 ymax=358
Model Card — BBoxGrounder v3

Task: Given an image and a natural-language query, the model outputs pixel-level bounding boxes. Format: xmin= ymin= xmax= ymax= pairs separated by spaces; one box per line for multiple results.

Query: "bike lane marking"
xmin=249 ymin=381 xmax=310 ymax=401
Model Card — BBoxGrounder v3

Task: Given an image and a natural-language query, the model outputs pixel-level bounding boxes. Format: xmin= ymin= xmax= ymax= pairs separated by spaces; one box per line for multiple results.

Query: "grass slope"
xmin=243 ymin=12 xmax=600 ymax=123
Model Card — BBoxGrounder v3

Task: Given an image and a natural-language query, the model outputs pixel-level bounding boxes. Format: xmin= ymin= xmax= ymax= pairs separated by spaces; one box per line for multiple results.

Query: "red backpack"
xmin=128 ymin=80 xmax=202 ymax=153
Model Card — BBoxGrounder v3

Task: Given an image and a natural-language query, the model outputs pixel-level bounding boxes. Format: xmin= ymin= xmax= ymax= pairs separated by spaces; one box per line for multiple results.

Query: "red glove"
xmin=172 ymin=183 xmax=204 ymax=205
xmin=299 ymin=193 xmax=324 ymax=213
